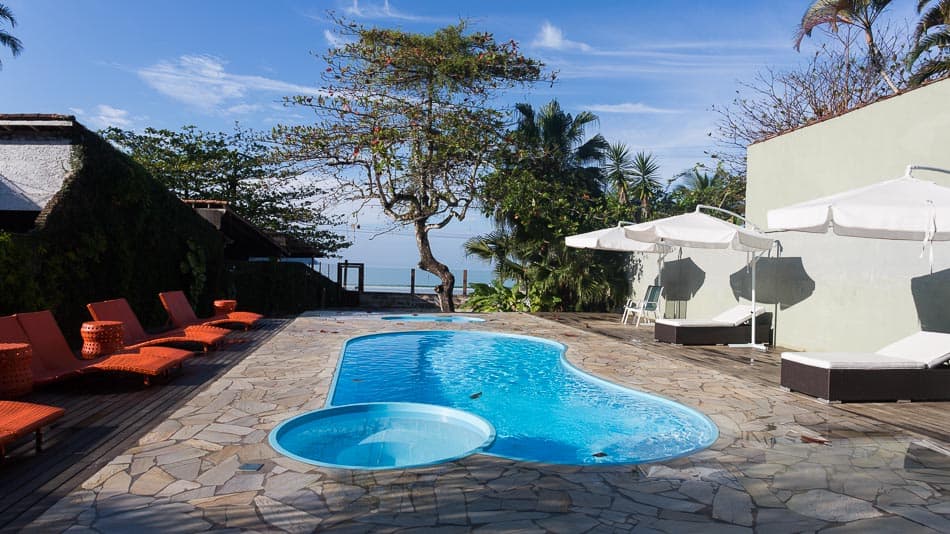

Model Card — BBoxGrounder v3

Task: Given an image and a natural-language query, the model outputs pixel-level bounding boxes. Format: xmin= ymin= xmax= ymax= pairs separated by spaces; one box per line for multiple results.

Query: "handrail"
xmin=906 ymin=164 xmax=950 ymax=177
xmin=694 ymin=204 xmax=763 ymax=232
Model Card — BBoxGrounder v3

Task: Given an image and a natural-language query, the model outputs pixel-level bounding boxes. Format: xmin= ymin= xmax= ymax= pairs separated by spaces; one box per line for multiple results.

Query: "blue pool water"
xmin=330 ymin=331 xmax=718 ymax=465
xmin=269 ymin=402 xmax=495 ymax=469
xmin=381 ymin=315 xmax=485 ymax=323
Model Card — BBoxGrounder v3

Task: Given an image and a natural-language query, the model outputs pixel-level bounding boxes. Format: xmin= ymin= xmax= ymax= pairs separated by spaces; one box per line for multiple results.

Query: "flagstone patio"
xmin=29 ymin=312 xmax=950 ymax=532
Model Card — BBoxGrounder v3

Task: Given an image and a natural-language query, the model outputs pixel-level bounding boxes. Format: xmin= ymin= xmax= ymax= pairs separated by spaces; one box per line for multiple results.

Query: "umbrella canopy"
xmin=565 ymin=226 xmax=673 ymax=253
xmin=622 ymin=206 xmax=776 ymax=350
xmin=623 ymin=211 xmax=774 ymax=252
xmin=767 ymin=169 xmax=950 ymax=242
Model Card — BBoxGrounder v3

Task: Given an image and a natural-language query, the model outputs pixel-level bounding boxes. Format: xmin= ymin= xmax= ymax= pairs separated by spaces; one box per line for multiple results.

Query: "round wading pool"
xmin=268 ymin=402 xmax=495 ymax=470
xmin=380 ymin=315 xmax=485 ymax=323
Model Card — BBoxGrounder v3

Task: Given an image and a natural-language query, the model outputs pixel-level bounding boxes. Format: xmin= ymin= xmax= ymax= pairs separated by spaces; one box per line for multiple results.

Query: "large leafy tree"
xmin=794 ymin=0 xmax=901 ymax=94
xmin=0 ymin=3 xmax=22 ymax=69
xmin=103 ymin=125 xmax=349 ymax=256
xmin=470 ymin=100 xmax=626 ymax=312
xmin=907 ymin=0 xmax=950 ymax=85
xmin=276 ymin=17 xmax=545 ymax=312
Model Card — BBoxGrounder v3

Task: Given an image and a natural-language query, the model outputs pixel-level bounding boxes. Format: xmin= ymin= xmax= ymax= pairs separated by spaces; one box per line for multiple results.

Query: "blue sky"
xmin=0 ymin=0 xmax=919 ymax=273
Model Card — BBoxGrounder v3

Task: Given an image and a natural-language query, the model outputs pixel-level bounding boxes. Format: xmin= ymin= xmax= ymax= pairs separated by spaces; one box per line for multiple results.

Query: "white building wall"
xmin=0 ymin=139 xmax=75 ymax=211
xmin=631 ymin=77 xmax=950 ymax=352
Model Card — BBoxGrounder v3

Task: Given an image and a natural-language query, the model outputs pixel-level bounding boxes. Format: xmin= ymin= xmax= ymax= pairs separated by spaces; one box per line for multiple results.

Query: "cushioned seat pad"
xmin=781 ymin=352 xmax=925 ymax=370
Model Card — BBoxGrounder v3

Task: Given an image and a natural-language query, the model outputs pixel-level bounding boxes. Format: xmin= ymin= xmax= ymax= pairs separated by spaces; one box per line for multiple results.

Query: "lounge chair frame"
xmin=780 ymin=359 xmax=950 ymax=402
xmin=654 ymin=313 xmax=773 ymax=345
xmin=621 ymin=285 xmax=662 ymax=327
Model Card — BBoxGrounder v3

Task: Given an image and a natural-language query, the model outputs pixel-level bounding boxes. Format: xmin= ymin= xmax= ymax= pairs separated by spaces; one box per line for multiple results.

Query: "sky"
xmin=0 ymin=0 xmax=920 ymax=274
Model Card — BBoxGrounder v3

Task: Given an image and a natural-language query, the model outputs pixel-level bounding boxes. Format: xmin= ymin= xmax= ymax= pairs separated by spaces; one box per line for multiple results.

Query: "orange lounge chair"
xmin=0 ymin=400 xmax=65 ymax=456
xmin=159 ymin=290 xmax=263 ymax=331
xmin=86 ymin=298 xmax=228 ymax=352
xmin=0 ymin=312 xmax=193 ymax=386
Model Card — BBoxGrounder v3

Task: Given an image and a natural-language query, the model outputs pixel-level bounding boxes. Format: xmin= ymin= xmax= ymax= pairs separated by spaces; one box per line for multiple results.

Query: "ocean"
xmin=308 ymin=262 xmax=495 ymax=295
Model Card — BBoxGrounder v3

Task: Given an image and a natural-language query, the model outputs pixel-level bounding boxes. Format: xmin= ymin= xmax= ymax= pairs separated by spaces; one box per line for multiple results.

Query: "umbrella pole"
xmin=729 ymin=252 xmax=768 ymax=352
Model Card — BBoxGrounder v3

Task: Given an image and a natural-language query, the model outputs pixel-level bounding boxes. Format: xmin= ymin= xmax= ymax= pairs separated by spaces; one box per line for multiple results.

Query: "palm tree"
xmin=471 ymin=100 xmax=623 ymax=311
xmin=628 ymin=151 xmax=662 ymax=220
xmin=793 ymin=0 xmax=901 ymax=94
xmin=0 ymin=3 xmax=22 ymax=69
xmin=907 ymin=0 xmax=950 ymax=86
xmin=513 ymin=101 xmax=609 ymax=194
xmin=604 ymin=143 xmax=633 ymax=206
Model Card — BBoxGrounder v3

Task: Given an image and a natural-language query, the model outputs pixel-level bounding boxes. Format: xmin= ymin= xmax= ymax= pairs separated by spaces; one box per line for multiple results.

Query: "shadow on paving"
xmin=0 ymin=319 xmax=289 ymax=532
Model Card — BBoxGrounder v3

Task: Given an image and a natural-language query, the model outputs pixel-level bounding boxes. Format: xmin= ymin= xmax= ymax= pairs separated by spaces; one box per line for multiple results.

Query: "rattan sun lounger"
xmin=654 ymin=305 xmax=772 ymax=345
xmin=87 ymin=298 xmax=228 ymax=352
xmin=781 ymin=332 xmax=950 ymax=402
xmin=0 ymin=400 xmax=65 ymax=457
xmin=0 ymin=312 xmax=193 ymax=386
xmin=159 ymin=290 xmax=263 ymax=331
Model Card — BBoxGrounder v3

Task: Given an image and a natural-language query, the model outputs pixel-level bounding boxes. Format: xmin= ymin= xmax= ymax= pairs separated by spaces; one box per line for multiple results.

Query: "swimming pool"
xmin=329 ymin=331 xmax=718 ymax=465
xmin=380 ymin=315 xmax=485 ymax=323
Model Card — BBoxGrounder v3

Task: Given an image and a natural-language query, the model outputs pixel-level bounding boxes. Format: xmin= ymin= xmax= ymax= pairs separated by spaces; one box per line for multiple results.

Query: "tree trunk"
xmin=414 ymin=220 xmax=455 ymax=312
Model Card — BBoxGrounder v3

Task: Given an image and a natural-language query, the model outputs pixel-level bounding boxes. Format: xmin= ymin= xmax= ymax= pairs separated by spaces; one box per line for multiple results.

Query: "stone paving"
xmin=30 ymin=312 xmax=950 ymax=533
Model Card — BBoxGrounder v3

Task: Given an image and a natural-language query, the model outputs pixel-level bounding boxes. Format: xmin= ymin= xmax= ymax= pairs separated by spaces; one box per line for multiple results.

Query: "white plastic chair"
xmin=621 ymin=285 xmax=662 ymax=326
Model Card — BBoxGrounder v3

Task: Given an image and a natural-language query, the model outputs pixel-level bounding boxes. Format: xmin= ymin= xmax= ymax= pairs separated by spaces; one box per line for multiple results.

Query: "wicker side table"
xmin=0 ymin=343 xmax=33 ymax=398
xmin=80 ymin=321 xmax=125 ymax=359
xmin=213 ymin=299 xmax=237 ymax=315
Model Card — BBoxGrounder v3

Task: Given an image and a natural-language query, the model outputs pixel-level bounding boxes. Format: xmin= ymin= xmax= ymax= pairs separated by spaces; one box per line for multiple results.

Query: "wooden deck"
xmin=0 ymin=319 xmax=288 ymax=532
xmin=535 ymin=312 xmax=950 ymax=445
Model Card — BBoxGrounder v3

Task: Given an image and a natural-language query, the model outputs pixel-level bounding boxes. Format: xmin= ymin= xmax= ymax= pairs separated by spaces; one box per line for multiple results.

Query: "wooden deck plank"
xmin=0 ymin=319 xmax=288 ymax=531
xmin=535 ymin=312 xmax=950 ymax=445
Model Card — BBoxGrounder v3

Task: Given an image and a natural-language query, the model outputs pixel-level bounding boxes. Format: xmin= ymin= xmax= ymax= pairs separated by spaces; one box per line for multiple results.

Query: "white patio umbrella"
xmin=767 ymin=164 xmax=950 ymax=266
xmin=565 ymin=224 xmax=674 ymax=253
xmin=565 ymin=223 xmax=674 ymax=314
xmin=623 ymin=206 xmax=777 ymax=350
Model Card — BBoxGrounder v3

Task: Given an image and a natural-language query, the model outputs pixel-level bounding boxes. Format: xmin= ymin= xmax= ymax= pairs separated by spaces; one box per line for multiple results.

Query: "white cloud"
xmin=75 ymin=104 xmax=134 ymax=129
xmin=342 ymin=0 xmax=443 ymax=22
xmin=532 ymin=22 xmax=592 ymax=52
xmin=586 ymin=102 xmax=683 ymax=114
xmin=225 ymin=103 xmax=263 ymax=115
xmin=138 ymin=55 xmax=321 ymax=113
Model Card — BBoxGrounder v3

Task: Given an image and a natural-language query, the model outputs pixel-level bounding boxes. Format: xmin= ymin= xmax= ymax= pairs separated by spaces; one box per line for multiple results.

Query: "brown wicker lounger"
xmin=159 ymin=290 xmax=263 ymax=331
xmin=654 ymin=305 xmax=772 ymax=345
xmin=87 ymin=298 xmax=228 ymax=352
xmin=0 ymin=400 xmax=65 ymax=457
xmin=780 ymin=332 xmax=950 ymax=402
xmin=0 ymin=312 xmax=193 ymax=386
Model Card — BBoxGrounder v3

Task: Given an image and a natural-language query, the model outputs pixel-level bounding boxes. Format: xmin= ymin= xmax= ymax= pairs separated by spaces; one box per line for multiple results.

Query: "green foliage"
xmin=463 ymin=280 xmax=560 ymax=312
xmin=0 ymin=3 xmax=22 ymax=69
xmin=0 ymin=127 xmax=225 ymax=346
xmin=664 ymin=163 xmax=746 ymax=217
xmin=181 ymin=239 xmax=208 ymax=303
xmin=101 ymin=125 xmax=349 ymax=256
xmin=275 ymin=15 xmax=547 ymax=311
xmin=907 ymin=0 xmax=950 ymax=85
xmin=472 ymin=100 xmax=627 ymax=312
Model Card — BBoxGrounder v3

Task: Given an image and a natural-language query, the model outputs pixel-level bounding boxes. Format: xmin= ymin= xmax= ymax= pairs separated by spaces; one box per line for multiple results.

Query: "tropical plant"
xmin=473 ymin=100 xmax=626 ymax=312
xmin=276 ymin=16 xmax=546 ymax=312
xmin=628 ymin=151 xmax=662 ymax=220
xmin=907 ymin=0 xmax=950 ymax=85
xmin=0 ymin=3 xmax=22 ymax=69
xmin=670 ymin=163 xmax=746 ymax=216
xmin=463 ymin=280 xmax=560 ymax=313
xmin=794 ymin=0 xmax=901 ymax=94
xmin=604 ymin=143 xmax=633 ymax=206
xmin=102 ymin=125 xmax=350 ymax=256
